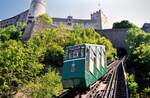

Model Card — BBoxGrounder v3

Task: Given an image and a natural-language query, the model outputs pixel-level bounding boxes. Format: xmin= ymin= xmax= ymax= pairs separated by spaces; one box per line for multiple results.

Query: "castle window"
xmin=68 ymin=19 xmax=71 ymax=21
xmin=67 ymin=22 xmax=72 ymax=26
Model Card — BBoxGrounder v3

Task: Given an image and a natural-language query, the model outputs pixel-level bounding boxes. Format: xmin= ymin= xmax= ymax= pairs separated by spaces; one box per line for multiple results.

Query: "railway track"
xmin=57 ymin=57 xmax=128 ymax=98
xmin=115 ymin=59 xmax=128 ymax=98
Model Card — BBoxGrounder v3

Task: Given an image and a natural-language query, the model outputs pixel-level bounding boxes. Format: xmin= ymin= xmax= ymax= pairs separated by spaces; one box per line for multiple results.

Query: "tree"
xmin=113 ymin=20 xmax=136 ymax=29
xmin=127 ymin=74 xmax=138 ymax=98
xmin=126 ymin=26 xmax=150 ymax=96
xmin=126 ymin=27 xmax=150 ymax=68
xmin=0 ymin=22 xmax=26 ymax=42
xmin=0 ymin=20 xmax=116 ymax=97
xmin=133 ymin=44 xmax=150 ymax=69
xmin=0 ymin=40 xmax=44 ymax=97
xmin=21 ymin=68 xmax=63 ymax=98
xmin=126 ymin=27 xmax=150 ymax=52
xmin=143 ymin=87 xmax=150 ymax=95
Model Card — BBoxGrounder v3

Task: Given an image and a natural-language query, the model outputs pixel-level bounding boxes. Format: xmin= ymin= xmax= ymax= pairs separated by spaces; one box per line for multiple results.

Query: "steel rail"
xmin=102 ymin=57 xmax=126 ymax=98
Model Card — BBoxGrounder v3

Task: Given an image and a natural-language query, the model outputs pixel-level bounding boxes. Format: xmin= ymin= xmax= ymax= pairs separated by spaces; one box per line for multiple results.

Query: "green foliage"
xmin=22 ymin=68 xmax=63 ymax=98
xmin=30 ymin=25 xmax=116 ymax=66
xmin=127 ymin=73 xmax=140 ymax=98
xmin=0 ymin=22 xmax=26 ymax=42
xmin=0 ymin=23 xmax=116 ymax=97
xmin=127 ymin=74 xmax=138 ymax=94
xmin=0 ymin=40 xmax=44 ymax=97
xmin=126 ymin=27 xmax=150 ymax=71
xmin=126 ymin=26 xmax=150 ymax=97
xmin=143 ymin=87 xmax=150 ymax=94
xmin=113 ymin=20 xmax=137 ymax=29
xmin=37 ymin=14 xmax=53 ymax=25
xmin=126 ymin=27 xmax=150 ymax=52
xmin=133 ymin=44 xmax=150 ymax=68
xmin=137 ymin=87 xmax=150 ymax=98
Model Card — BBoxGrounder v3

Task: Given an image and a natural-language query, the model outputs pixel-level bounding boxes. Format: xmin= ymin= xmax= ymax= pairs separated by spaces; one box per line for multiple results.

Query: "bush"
xmin=126 ymin=73 xmax=139 ymax=98
xmin=113 ymin=20 xmax=137 ymax=29
xmin=22 ymin=68 xmax=63 ymax=98
xmin=0 ymin=20 xmax=116 ymax=97
xmin=126 ymin=26 xmax=150 ymax=97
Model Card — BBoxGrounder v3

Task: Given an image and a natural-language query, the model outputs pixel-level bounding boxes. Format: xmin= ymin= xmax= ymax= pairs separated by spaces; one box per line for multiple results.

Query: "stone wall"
xmin=0 ymin=9 xmax=109 ymax=30
xmin=0 ymin=10 xmax=28 ymax=28
xmin=52 ymin=10 xmax=109 ymax=30
xmin=97 ymin=29 xmax=129 ymax=50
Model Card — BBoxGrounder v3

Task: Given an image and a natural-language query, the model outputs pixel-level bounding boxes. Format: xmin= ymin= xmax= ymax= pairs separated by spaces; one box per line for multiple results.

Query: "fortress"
xmin=0 ymin=0 xmax=109 ymax=30
xmin=0 ymin=10 xmax=109 ymax=29
xmin=0 ymin=0 xmax=149 ymax=50
xmin=52 ymin=10 xmax=109 ymax=30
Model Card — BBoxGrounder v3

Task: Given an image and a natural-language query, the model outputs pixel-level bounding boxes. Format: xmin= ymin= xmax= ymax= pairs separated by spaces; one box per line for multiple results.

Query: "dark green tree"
xmin=113 ymin=20 xmax=136 ymax=29
xmin=0 ymin=22 xmax=26 ymax=42
xmin=127 ymin=74 xmax=139 ymax=98
xmin=126 ymin=26 xmax=150 ymax=96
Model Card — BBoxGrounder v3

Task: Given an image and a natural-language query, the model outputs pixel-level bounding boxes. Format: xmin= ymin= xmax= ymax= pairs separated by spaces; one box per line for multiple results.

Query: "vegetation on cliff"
xmin=0 ymin=15 xmax=116 ymax=98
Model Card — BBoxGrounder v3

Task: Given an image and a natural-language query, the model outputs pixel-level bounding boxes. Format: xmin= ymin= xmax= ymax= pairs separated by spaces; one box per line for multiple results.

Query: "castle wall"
xmin=52 ymin=10 xmax=109 ymax=30
xmin=52 ymin=17 xmax=99 ymax=29
xmin=0 ymin=8 xmax=108 ymax=30
xmin=97 ymin=29 xmax=129 ymax=50
xmin=0 ymin=10 xmax=28 ymax=28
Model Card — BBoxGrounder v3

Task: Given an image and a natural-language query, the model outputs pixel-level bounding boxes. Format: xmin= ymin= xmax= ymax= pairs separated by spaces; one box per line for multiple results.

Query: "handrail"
xmin=121 ymin=57 xmax=129 ymax=98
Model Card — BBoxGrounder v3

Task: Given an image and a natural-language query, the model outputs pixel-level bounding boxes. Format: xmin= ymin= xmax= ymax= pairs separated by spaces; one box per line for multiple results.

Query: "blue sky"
xmin=0 ymin=0 xmax=150 ymax=28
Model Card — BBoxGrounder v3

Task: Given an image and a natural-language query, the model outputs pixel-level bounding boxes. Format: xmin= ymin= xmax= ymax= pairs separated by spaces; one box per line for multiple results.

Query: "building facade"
xmin=52 ymin=10 xmax=109 ymax=30
xmin=0 ymin=0 xmax=47 ymax=29
xmin=0 ymin=7 xmax=109 ymax=30
xmin=0 ymin=10 xmax=28 ymax=28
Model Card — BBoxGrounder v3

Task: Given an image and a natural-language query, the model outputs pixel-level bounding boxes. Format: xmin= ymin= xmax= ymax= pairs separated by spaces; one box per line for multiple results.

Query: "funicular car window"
xmin=80 ymin=47 xmax=85 ymax=57
xmin=68 ymin=49 xmax=73 ymax=59
xmin=89 ymin=48 xmax=94 ymax=74
xmin=73 ymin=49 xmax=80 ymax=58
xmin=86 ymin=48 xmax=90 ymax=71
xmin=86 ymin=48 xmax=90 ymax=61
xmin=64 ymin=48 xmax=69 ymax=60
xmin=67 ymin=46 xmax=85 ymax=59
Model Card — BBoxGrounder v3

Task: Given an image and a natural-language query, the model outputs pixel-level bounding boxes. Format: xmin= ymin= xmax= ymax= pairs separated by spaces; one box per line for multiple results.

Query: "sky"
xmin=0 ymin=0 xmax=150 ymax=28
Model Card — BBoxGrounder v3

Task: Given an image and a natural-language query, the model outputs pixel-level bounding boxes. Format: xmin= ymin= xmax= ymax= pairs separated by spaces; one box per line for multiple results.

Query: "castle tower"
xmin=91 ymin=10 xmax=109 ymax=30
xmin=28 ymin=0 xmax=46 ymax=19
xmin=22 ymin=0 xmax=46 ymax=40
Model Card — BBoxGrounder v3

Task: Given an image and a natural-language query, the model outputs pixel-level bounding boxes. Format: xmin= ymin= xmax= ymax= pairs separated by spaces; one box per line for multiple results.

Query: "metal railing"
xmin=102 ymin=56 xmax=128 ymax=98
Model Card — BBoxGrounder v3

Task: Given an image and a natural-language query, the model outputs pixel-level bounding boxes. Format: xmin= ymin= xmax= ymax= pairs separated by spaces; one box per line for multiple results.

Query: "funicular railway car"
xmin=62 ymin=44 xmax=107 ymax=89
